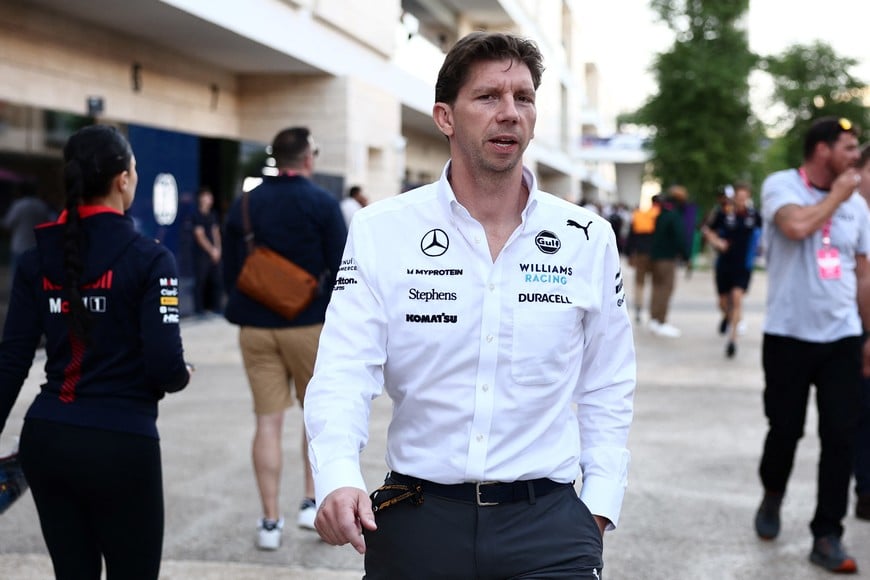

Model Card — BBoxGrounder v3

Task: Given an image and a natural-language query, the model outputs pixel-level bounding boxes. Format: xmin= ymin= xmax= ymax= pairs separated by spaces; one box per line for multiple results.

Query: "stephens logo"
xmin=535 ymin=230 xmax=561 ymax=254
xmin=408 ymin=288 xmax=458 ymax=302
xmin=421 ymin=229 xmax=449 ymax=257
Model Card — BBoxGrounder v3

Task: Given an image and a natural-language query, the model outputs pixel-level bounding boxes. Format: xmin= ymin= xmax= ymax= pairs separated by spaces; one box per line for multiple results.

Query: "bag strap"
xmin=241 ymin=191 xmax=255 ymax=254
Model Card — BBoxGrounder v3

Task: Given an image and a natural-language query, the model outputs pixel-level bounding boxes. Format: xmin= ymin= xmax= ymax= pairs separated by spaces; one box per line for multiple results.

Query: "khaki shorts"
xmin=239 ymin=324 xmax=323 ymax=415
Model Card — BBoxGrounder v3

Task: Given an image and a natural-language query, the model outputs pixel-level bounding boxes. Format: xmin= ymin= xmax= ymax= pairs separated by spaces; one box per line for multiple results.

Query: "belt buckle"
xmin=475 ymin=481 xmax=499 ymax=506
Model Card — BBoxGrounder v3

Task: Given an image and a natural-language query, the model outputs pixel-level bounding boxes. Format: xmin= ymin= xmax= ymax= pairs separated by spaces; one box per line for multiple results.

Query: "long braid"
xmin=61 ymin=125 xmax=132 ymax=344
xmin=62 ymin=158 xmax=91 ymax=341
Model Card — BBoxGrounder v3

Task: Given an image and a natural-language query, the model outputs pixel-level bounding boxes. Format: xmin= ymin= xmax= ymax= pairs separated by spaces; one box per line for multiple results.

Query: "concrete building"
xmin=0 ymin=0 xmax=633 ymax=317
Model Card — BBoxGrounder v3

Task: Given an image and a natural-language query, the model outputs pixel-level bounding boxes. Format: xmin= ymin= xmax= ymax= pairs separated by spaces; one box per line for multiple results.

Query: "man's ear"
xmin=432 ymin=102 xmax=454 ymax=137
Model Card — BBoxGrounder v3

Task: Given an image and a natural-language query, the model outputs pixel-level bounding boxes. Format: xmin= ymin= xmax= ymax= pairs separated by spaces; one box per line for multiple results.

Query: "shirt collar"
xmin=436 ymin=160 xmax=540 ymax=225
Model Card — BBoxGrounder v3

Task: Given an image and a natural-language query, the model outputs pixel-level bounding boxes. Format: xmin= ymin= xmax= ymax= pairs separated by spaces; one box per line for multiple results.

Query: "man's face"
xmin=825 ymin=132 xmax=861 ymax=176
xmin=437 ymin=58 xmax=536 ymax=176
xmin=733 ymin=187 xmax=750 ymax=208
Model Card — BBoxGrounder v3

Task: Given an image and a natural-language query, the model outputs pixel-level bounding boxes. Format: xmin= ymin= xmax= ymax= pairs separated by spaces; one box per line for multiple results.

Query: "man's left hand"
xmin=593 ymin=515 xmax=609 ymax=537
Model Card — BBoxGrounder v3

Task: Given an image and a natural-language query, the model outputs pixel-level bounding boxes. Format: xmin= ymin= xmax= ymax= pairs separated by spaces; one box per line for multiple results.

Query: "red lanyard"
xmin=798 ymin=167 xmax=832 ymax=247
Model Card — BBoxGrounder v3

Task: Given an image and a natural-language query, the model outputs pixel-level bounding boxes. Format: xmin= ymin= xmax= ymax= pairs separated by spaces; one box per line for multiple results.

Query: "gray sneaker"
xmin=809 ymin=535 xmax=857 ymax=573
xmin=754 ymin=491 xmax=783 ymax=540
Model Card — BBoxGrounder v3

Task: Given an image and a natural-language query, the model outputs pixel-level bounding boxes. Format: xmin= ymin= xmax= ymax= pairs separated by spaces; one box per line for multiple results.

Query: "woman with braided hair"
xmin=0 ymin=124 xmax=192 ymax=579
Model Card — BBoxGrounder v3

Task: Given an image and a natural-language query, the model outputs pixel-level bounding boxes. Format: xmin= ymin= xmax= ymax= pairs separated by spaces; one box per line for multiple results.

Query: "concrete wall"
xmin=403 ymin=128 xmax=449 ymax=189
xmin=0 ymin=1 xmax=239 ymax=141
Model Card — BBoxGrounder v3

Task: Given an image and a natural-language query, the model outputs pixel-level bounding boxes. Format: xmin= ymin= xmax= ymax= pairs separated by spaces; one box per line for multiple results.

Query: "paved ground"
xmin=1 ymin=263 xmax=869 ymax=579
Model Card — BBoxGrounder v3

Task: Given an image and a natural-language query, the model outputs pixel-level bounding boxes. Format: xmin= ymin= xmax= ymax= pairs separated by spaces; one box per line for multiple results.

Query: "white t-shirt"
xmin=761 ymin=168 xmax=870 ymax=342
xmin=305 ymin=162 xmax=636 ymax=528
xmin=340 ymin=196 xmax=362 ymax=227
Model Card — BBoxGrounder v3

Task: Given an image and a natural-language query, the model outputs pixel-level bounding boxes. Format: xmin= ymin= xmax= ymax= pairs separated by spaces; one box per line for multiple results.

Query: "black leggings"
xmin=18 ymin=419 xmax=164 ymax=580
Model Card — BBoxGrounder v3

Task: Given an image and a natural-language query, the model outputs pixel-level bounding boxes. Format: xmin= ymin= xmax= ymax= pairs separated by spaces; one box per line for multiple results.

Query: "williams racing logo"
xmin=421 ymin=228 xmax=449 ymax=257
xmin=535 ymin=230 xmax=561 ymax=254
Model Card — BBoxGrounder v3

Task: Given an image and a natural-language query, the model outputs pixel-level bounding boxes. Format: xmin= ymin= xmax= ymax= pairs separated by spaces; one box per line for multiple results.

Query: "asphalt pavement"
xmin=1 ymin=263 xmax=869 ymax=579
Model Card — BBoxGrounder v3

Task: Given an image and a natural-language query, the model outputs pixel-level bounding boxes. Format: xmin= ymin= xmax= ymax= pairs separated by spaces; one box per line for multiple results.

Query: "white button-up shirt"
xmin=305 ymin=163 xmax=636 ymax=527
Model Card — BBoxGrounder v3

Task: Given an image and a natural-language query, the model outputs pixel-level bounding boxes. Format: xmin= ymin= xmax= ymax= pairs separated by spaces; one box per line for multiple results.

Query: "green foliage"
xmin=759 ymin=41 xmax=870 ymax=169
xmin=635 ymin=0 xmax=757 ymax=216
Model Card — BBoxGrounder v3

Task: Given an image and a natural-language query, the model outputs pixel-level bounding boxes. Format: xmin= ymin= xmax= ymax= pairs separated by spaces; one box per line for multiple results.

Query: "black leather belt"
xmin=389 ymin=471 xmax=571 ymax=507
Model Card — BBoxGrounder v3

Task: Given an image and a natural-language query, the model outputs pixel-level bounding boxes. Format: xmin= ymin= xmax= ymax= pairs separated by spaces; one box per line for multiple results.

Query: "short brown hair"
xmin=271 ymin=127 xmax=314 ymax=168
xmin=435 ymin=32 xmax=544 ymax=106
xmin=803 ymin=116 xmax=860 ymax=160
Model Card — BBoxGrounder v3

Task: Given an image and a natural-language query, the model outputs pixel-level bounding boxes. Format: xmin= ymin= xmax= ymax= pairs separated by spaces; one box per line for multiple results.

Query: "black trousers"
xmin=855 ymin=375 xmax=870 ymax=495
xmin=363 ymin=475 xmax=603 ymax=579
xmin=18 ymin=419 xmax=164 ymax=580
xmin=760 ymin=334 xmax=862 ymax=538
xmin=194 ymin=257 xmax=223 ymax=314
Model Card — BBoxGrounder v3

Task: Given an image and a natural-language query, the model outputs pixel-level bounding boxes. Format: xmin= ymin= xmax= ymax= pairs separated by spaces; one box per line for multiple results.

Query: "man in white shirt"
xmin=304 ymin=31 xmax=636 ymax=579
xmin=339 ymin=185 xmax=368 ymax=227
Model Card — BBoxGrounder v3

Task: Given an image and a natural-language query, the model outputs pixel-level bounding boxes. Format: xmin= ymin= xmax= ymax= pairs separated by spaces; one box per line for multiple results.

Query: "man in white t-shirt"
xmin=340 ymin=185 xmax=368 ymax=227
xmin=755 ymin=116 xmax=870 ymax=573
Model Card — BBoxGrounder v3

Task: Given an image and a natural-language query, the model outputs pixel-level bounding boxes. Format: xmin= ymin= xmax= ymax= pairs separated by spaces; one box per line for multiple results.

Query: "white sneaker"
xmin=257 ymin=517 xmax=284 ymax=550
xmin=737 ymin=321 xmax=747 ymax=336
xmin=654 ymin=322 xmax=682 ymax=338
xmin=646 ymin=319 xmax=661 ymax=333
xmin=297 ymin=498 xmax=317 ymax=530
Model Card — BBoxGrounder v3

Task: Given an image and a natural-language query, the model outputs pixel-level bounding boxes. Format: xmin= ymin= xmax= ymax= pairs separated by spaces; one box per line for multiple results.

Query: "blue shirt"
xmin=223 ymin=175 xmax=347 ymax=328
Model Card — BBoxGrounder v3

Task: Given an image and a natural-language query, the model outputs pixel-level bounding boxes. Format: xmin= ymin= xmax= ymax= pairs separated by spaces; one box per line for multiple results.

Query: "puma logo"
xmin=567 ymin=219 xmax=592 ymax=240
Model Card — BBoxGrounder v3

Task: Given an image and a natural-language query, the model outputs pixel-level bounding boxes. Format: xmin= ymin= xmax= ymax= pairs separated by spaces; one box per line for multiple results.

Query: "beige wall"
xmin=0 ymin=1 xmax=239 ymax=141
xmin=346 ymin=78 xmax=403 ymax=200
xmin=238 ymin=74 xmax=406 ymax=199
xmin=403 ymin=128 xmax=449 ymax=189
xmin=315 ymin=0 xmax=400 ymax=58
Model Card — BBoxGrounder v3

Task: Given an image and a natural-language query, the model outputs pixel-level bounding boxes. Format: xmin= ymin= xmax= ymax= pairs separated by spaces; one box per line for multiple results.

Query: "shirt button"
xmin=474 ymin=237 xmax=481 ymax=244
xmin=482 ymin=384 xmax=489 ymax=392
xmin=489 ymin=284 xmax=495 ymax=292
xmin=476 ymin=434 xmax=484 ymax=442
xmin=486 ymin=335 xmax=493 ymax=343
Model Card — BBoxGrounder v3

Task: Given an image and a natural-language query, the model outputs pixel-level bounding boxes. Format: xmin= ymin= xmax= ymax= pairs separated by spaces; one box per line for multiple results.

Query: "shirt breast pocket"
xmin=511 ymin=306 xmax=579 ymax=385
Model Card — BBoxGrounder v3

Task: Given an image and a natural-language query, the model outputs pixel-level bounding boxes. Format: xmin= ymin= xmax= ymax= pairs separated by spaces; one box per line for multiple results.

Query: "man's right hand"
xmin=315 ymin=487 xmax=377 ymax=554
xmin=831 ymin=168 xmax=862 ymax=204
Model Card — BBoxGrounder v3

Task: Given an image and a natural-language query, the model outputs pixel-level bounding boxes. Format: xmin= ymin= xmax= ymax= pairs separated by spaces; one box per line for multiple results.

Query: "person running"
xmin=0 ymin=124 xmax=193 ymax=580
xmin=701 ymin=182 xmax=762 ymax=357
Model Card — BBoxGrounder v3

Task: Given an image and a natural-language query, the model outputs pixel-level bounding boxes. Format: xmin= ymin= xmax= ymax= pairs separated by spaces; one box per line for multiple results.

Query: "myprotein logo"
xmin=421 ymin=229 xmax=449 ymax=257
xmin=535 ymin=230 xmax=561 ymax=254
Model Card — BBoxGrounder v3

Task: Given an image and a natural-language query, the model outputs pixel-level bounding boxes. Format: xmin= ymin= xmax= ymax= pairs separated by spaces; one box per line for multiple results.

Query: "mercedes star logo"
xmin=421 ymin=228 xmax=449 ymax=257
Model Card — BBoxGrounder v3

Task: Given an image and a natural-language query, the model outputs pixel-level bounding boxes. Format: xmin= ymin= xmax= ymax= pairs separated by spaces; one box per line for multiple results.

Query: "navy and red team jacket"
xmin=0 ymin=206 xmax=189 ymax=439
